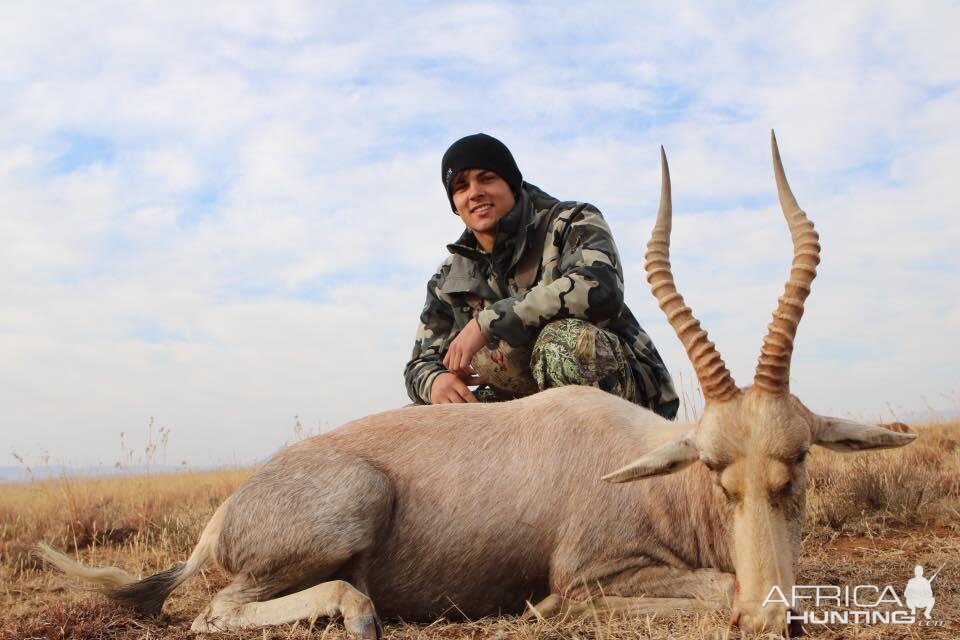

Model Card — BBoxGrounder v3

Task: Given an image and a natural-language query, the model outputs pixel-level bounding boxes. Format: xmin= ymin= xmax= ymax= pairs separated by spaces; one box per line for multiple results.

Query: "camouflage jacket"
xmin=404 ymin=183 xmax=679 ymax=418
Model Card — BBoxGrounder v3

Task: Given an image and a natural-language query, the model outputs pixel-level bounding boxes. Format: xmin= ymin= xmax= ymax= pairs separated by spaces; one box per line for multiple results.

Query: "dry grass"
xmin=2 ymin=421 xmax=958 ymax=639
xmin=806 ymin=420 xmax=960 ymax=535
xmin=1 ymin=469 xmax=249 ymax=574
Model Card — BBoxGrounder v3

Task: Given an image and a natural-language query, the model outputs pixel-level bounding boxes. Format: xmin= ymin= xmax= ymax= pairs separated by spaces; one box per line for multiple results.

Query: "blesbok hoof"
xmin=344 ymin=613 xmax=383 ymax=640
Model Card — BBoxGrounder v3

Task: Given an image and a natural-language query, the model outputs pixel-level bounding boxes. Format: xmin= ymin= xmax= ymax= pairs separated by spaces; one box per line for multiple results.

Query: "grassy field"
xmin=2 ymin=420 xmax=958 ymax=639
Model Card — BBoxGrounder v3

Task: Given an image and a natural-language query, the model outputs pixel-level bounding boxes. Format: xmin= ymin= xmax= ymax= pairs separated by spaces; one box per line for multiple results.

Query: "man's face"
xmin=450 ymin=168 xmax=516 ymax=235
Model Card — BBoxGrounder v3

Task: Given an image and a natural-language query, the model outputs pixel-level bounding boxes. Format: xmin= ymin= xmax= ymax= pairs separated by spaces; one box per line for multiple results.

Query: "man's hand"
xmin=431 ymin=319 xmax=489 ymax=404
xmin=443 ymin=319 xmax=488 ymax=376
xmin=430 ymin=371 xmax=486 ymax=404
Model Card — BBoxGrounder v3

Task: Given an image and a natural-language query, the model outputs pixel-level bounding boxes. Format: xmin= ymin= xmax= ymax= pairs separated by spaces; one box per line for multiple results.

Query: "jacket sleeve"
xmin=403 ymin=268 xmax=455 ymax=404
xmin=476 ymin=204 xmax=625 ymax=347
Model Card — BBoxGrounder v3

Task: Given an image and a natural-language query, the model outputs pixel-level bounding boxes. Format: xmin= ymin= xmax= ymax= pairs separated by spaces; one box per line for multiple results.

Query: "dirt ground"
xmin=3 ymin=421 xmax=958 ymax=639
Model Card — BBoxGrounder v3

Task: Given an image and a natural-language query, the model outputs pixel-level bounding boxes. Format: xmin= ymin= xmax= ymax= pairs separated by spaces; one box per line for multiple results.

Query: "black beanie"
xmin=441 ymin=133 xmax=523 ymax=212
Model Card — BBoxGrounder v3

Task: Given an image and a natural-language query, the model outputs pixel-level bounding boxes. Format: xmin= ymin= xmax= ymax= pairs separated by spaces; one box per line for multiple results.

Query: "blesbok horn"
xmin=645 ymin=147 xmax=739 ymax=402
xmin=753 ymin=131 xmax=822 ymax=394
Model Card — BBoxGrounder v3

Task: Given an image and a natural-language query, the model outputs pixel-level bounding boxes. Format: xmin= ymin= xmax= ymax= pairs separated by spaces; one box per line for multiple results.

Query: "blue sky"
xmin=1 ymin=2 xmax=958 ymax=467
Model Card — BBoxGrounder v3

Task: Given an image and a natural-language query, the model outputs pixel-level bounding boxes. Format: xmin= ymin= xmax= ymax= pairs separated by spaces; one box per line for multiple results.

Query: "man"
xmin=905 ymin=565 xmax=936 ymax=619
xmin=404 ymin=133 xmax=678 ymax=418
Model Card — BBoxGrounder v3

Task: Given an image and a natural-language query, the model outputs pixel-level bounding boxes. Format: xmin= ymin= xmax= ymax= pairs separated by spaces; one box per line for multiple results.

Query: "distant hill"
xmin=0 ymin=463 xmax=227 ymax=484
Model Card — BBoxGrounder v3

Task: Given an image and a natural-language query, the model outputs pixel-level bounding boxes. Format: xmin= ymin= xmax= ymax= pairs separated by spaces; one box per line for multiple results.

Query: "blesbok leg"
xmin=191 ymin=577 xmax=381 ymax=639
xmin=528 ymin=566 xmax=734 ymax=620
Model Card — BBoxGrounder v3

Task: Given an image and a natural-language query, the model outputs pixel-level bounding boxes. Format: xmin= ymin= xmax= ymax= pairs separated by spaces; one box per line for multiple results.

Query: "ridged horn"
xmin=646 ymin=147 xmax=739 ymax=402
xmin=754 ymin=131 xmax=821 ymax=394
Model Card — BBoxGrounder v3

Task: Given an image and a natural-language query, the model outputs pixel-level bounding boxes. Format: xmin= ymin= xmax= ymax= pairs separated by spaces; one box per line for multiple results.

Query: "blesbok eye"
xmin=719 ymin=483 xmax=742 ymax=503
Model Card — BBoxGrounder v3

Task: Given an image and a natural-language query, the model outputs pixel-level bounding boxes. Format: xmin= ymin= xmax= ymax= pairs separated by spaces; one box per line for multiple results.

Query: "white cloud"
xmin=140 ymin=149 xmax=201 ymax=192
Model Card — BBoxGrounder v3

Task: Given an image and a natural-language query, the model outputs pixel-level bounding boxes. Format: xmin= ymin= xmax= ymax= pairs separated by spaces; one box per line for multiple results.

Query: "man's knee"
xmin=531 ymin=319 xmax=626 ymax=390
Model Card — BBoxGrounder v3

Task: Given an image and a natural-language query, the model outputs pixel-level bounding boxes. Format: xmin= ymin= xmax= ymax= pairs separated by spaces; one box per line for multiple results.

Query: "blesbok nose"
xmin=732 ymin=602 xmax=804 ymax=637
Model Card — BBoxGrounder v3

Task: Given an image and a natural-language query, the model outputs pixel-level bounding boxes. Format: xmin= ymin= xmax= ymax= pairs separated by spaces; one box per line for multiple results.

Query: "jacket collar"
xmin=441 ymin=183 xmax=559 ymax=297
xmin=445 ymin=184 xmax=537 ymax=269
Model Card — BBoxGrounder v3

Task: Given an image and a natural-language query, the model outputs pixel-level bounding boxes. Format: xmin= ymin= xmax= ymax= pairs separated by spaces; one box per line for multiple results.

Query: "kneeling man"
xmin=404 ymin=133 xmax=678 ymax=418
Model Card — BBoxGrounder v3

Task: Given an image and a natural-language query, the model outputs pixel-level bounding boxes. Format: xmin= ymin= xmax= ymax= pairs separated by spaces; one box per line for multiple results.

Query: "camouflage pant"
xmin=470 ymin=318 xmax=639 ymax=403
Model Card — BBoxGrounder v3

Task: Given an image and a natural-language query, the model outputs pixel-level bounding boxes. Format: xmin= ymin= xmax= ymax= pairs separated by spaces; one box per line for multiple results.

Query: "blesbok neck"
xmin=656 ymin=462 xmax=734 ymax=572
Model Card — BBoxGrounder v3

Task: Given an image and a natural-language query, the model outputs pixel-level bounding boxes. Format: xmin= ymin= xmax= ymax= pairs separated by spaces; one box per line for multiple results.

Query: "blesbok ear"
xmin=602 ymin=436 xmax=700 ymax=483
xmin=813 ymin=416 xmax=917 ymax=452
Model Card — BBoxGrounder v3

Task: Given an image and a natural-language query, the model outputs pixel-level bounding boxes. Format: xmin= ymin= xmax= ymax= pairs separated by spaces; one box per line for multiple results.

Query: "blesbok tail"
xmin=35 ymin=499 xmax=229 ymax=616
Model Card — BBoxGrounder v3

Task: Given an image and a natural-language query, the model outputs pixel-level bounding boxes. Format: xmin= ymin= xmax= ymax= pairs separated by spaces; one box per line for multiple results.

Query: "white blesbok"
xmin=37 ymin=132 xmax=915 ymax=637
